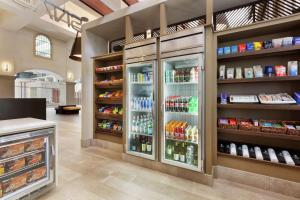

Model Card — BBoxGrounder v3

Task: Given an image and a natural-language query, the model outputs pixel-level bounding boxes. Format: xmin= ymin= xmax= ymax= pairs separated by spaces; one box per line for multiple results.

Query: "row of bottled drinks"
xmin=131 ymin=114 xmax=153 ymax=135
xmin=165 ymin=140 xmax=198 ymax=166
xmin=131 ymin=97 xmax=153 ymax=111
xmin=165 ymin=120 xmax=199 ymax=143
xmin=131 ymin=72 xmax=153 ymax=83
xmin=130 ymin=135 xmax=153 ymax=155
xmin=165 ymin=67 xmax=199 ymax=83
xmin=165 ymin=96 xmax=198 ymax=113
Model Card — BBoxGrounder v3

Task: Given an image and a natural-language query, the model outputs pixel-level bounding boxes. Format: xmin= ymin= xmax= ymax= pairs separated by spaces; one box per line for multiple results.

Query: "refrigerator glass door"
xmin=126 ymin=61 xmax=156 ymax=160
xmin=161 ymin=54 xmax=204 ymax=172
xmin=0 ymin=128 xmax=55 ymax=199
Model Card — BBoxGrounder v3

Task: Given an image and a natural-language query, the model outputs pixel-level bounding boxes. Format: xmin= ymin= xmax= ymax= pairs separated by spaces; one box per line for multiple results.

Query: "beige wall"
xmin=0 ymin=27 xmax=81 ymax=81
xmin=0 ymin=75 xmax=15 ymax=98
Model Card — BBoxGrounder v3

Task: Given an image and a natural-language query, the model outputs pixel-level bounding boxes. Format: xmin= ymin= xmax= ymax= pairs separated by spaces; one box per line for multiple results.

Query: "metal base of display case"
xmin=122 ymin=153 xmax=213 ymax=186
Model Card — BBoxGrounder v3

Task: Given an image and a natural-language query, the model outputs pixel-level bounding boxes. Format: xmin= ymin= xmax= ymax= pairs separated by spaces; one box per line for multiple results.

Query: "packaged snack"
xmin=253 ymin=65 xmax=264 ymax=78
xmin=220 ymin=93 xmax=228 ymax=104
xmin=224 ymin=46 xmax=231 ymax=55
xmin=0 ymin=143 xmax=25 ymax=159
xmin=288 ymin=61 xmax=298 ymax=76
xmin=2 ymin=173 xmax=28 ymax=194
xmin=219 ymin=65 xmax=226 ymax=80
xmin=275 ymin=65 xmax=287 ymax=76
xmin=217 ymin=48 xmax=224 ymax=56
xmin=229 ymin=119 xmax=237 ymax=125
xmin=253 ymin=42 xmax=262 ymax=50
xmin=264 ymin=66 xmax=274 ymax=77
xmin=244 ymin=68 xmax=254 ymax=78
xmin=0 ymin=164 xmax=4 ymax=176
xmin=231 ymin=45 xmax=238 ymax=54
xmin=226 ymin=68 xmax=235 ymax=79
xmin=238 ymin=44 xmax=246 ymax=53
xmin=282 ymin=37 xmax=293 ymax=46
xmin=25 ymin=153 xmax=43 ymax=166
xmin=293 ymin=37 xmax=300 ymax=45
xmin=5 ymin=158 xmax=26 ymax=173
xmin=27 ymin=166 xmax=47 ymax=183
xmin=235 ymin=67 xmax=243 ymax=79
xmin=219 ymin=119 xmax=228 ymax=125
xmin=294 ymin=92 xmax=300 ymax=104
xmin=263 ymin=41 xmax=273 ymax=49
xmin=272 ymin=38 xmax=283 ymax=48
xmin=25 ymin=138 xmax=45 ymax=152
xmin=246 ymin=42 xmax=254 ymax=51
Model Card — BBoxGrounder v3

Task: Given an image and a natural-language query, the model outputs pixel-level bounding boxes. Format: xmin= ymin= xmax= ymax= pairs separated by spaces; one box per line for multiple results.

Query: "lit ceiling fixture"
xmin=69 ymin=32 xmax=81 ymax=62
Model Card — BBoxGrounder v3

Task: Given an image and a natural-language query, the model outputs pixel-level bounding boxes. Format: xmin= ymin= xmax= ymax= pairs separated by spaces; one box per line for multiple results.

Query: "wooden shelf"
xmin=218 ymin=152 xmax=300 ymax=170
xmin=95 ymin=112 xmax=123 ymax=121
xmin=92 ymin=51 xmax=123 ymax=61
xmin=94 ymin=82 xmax=123 ymax=89
xmin=217 ymin=45 xmax=300 ymax=61
xmin=95 ymin=68 xmax=123 ymax=74
xmin=218 ymin=76 xmax=300 ymax=84
xmin=95 ymin=127 xmax=123 ymax=137
xmin=96 ymin=98 xmax=123 ymax=105
xmin=218 ymin=128 xmax=300 ymax=141
xmin=217 ymin=103 xmax=300 ymax=111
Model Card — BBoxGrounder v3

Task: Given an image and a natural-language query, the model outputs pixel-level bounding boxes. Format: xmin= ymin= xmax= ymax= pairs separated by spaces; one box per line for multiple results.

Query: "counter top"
xmin=0 ymin=118 xmax=56 ymax=136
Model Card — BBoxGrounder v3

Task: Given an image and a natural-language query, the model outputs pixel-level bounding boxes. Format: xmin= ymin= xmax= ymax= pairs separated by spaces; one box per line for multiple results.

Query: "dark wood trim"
xmin=217 ymin=104 xmax=300 ymax=111
xmin=218 ymin=76 xmax=300 ymax=84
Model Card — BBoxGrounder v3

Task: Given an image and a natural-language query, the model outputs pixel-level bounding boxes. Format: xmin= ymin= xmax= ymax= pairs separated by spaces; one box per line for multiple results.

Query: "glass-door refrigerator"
xmin=160 ymin=27 xmax=205 ymax=172
xmin=124 ymin=38 xmax=157 ymax=160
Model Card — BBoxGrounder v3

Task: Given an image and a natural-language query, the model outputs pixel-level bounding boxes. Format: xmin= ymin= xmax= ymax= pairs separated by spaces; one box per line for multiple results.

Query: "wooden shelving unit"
xmin=217 ymin=104 xmax=300 ymax=111
xmin=217 ymin=25 xmax=300 ymax=181
xmin=218 ymin=128 xmax=300 ymax=141
xmin=217 ymin=45 xmax=300 ymax=61
xmin=93 ymin=52 xmax=124 ymax=143
xmin=218 ymin=76 xmax=300 ymax=84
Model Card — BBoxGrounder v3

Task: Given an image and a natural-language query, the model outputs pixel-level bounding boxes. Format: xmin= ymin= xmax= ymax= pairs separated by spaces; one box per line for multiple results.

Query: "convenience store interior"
xmin=0 ymin=0 xmax=300 ymax=199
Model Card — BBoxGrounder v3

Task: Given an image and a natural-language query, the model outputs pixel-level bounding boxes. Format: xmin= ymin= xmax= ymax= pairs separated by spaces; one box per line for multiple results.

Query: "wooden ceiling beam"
xmin=80 ymin=0 xmax=113 ymax=16
xmin=122 ymin=0 xmax=139 ymax=6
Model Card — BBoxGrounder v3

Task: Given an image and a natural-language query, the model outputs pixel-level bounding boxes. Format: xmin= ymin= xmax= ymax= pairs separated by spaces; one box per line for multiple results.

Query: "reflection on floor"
xmin=38 ymin=108 xmax=297 ymax=200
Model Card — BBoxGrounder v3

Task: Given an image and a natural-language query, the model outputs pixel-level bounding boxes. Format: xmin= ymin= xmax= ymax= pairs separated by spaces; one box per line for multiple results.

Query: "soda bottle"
xmin=146 ymin=137 xmax=152 ymax=154
xmin=165 ymin=97 xmax=169 ymax=112
xmin=132 ymin=116 xmax=136 ymax=132
xmin=165 ymin=70 xmax=169 ymax=83
xmin=175 ymin=96 xmax=179 ymax=112
xmin=131 ymin=134 xmax=136 ymax=151
xmin=185 ymin=68 xmax=190 ymax=82
xmin=190 ymin=67 xmax=196 ymax=82
xmin=180 ymin=69 xmax=184 ymax=82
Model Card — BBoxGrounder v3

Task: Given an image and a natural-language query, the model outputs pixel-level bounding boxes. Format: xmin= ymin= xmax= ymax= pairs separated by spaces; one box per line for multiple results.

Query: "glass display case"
xmin=161 ymin=54 xmax=204 ymax=171
xmin=125 ymin=62 xmax=157 ymax=160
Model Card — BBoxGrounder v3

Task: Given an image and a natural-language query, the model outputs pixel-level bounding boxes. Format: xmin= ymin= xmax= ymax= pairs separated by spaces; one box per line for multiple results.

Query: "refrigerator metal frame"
xmin=0 ymin=127 xmax=56 ymax=200
xmin=124 ymin=38 xmax=158 ymax=161
xmin=159 ymin=27 xmax=205 ymax=172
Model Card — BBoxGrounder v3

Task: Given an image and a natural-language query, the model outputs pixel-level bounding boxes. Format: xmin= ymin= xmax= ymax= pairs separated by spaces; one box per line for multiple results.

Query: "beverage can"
xmin=186 ymin=145 xmax=194 ymax=165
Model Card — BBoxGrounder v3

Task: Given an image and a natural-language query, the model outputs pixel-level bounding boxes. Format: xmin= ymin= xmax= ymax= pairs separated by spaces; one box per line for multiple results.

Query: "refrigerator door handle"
xmin=50 ymin=144 xmax=55 ymax=169
xmin=161 ymin=103 xmax=164 ymax=113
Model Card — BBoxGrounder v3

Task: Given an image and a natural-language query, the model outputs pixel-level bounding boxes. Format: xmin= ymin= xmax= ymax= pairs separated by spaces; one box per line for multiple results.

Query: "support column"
xmin=66 ymin=82 xmax=77 ymax=105
xmin=125 ymin=15 xmax=134 ymax=43
xmin=160 ymin=3 xmax=168 ymax=36
xmin=204 ymin=0 xmax=217 ymax=174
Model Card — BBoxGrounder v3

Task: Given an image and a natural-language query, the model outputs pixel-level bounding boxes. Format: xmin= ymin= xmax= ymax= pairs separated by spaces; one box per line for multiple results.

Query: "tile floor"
xmin=38 ymin=109 xmax=298 ymax=200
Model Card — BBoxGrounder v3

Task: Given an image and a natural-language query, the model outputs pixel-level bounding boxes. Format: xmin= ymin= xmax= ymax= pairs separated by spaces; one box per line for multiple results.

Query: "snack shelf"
xmin=217 ymin=104 xmax=300 ymax=111
xmin=94 ymin=82 xmax=123 ymax=89
xmin=165 ymin=137 xmax=197 ymax=144
xmin=95 ymin=68 xmax=123 ymax=74
xmin=131 ymin=109 xmax=152 ymax=113
xmin=95 ymin=112 xmax=123 ymax=121
xmin=0 ymin=162 xmax=45 ymax=181
xmin=217 ymin=152 xmax=300 ymax=170
xmin=217 ymin=45 xmax=300 ymax=61
xmin=218 ymin=76 xmax=300 ymax=84
xmin=218 ymin=128 xmax=300 ymax=141
xmin=95 ymin=128 xmax=123 ymax=137
xmin=96 ymin=98 xmax=123 ymax=105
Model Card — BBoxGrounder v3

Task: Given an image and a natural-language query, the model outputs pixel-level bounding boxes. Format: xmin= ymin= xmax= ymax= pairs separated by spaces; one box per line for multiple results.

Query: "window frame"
xmin=34 ymin=34 xmax=53 ymax=59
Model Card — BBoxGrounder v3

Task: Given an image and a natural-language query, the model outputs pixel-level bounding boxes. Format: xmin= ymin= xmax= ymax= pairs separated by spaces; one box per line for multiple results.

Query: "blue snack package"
xmin=293 ymin=37 xmax=300 ymax=45
xmin=217 ymin=48 xmax=224 ymax=56
xmin=246 ymin=42 xmax=254 ymax=51
xmin=294 ymin=92 xmax=300 ymax=104
xmin=231 ymin=45 xmax=238 ymax=54
xmin=224 ymin=46 xmax=231 ymax=55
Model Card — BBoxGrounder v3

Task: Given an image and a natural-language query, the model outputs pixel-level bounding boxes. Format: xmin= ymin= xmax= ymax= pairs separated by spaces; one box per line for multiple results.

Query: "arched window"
xmin=35 ymin=34 xmax=52 ymax=58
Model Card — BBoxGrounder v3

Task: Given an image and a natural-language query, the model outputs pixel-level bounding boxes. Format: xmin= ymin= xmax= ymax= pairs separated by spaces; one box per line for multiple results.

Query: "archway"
xmin=15 ymin=69 xmax=67 ymax=107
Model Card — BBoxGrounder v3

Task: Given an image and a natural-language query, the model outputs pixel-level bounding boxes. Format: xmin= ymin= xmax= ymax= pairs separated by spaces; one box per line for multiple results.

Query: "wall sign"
xmin=44 ymin=0 xmax=88 ymax=32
